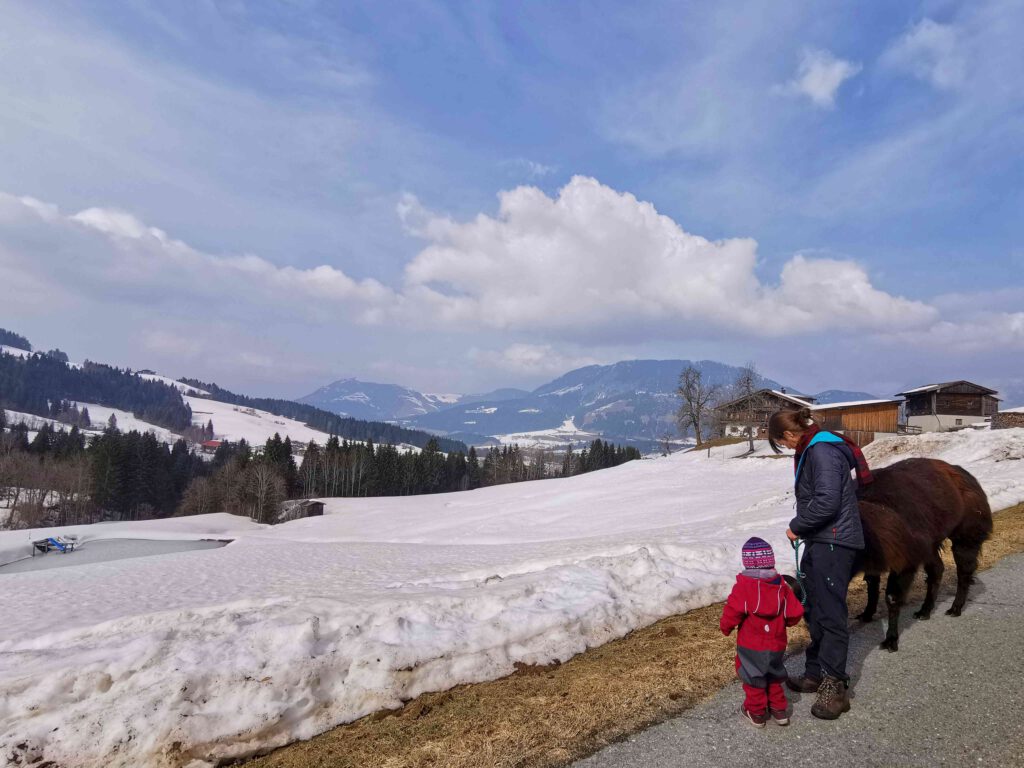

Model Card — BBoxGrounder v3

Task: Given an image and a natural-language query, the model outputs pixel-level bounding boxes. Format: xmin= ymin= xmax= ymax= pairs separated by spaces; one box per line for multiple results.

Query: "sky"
xmin=1 ymin=0 xmax=1022 ymax=404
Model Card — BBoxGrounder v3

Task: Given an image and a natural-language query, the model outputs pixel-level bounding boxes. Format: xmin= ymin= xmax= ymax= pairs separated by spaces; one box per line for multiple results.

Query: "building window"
xmin=955 ymin=418 xmax=963 ymax=426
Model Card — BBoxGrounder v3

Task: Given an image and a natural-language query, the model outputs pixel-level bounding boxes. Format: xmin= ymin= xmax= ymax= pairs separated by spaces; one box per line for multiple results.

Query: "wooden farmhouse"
xmin=717 ymin=389 xmax=816 ymax=438
xmin=895 ymin=381 xmax=1000 ymax=432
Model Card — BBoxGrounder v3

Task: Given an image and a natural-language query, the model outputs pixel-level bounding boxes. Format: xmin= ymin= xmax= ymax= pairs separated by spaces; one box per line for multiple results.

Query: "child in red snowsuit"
xmin=720 ymin=536 xmax=804 ymax=727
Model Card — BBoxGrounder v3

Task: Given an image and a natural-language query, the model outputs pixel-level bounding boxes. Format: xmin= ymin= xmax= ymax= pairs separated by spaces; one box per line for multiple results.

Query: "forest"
xmin=0 ymin=351 xmax=193 ymax=431
xmin=0 ymin=408 xmax=641 ymax=529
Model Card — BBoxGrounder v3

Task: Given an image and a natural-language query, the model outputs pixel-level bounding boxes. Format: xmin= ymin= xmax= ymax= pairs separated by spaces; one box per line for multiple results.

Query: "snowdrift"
xmin=1 ymin=429 xmax=1023 ymax=767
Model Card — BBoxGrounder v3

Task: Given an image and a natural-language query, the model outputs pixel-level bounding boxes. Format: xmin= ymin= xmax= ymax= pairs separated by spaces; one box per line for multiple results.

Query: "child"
xmin=720 ymin=536 xmax=804 ymax=728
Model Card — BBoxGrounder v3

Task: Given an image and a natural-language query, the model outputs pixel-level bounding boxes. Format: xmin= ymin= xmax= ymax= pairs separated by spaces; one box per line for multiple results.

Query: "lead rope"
xmin=792 ymin=538 xmax=808 ymax=607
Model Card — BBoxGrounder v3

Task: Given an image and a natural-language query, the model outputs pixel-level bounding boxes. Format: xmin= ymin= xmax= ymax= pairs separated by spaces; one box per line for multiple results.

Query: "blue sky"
xmin=1 ymin=0 xmax=1022 ymax=403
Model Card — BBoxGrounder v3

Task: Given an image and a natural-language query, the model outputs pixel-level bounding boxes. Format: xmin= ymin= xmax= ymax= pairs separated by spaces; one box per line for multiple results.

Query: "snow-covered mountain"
xmin=813 ymin=389 xmax=880 ymax=405
xmin=298 ymin=379 xmax=531 ymax=421
xmin=297 ymin=378 xmax=448 ymax=421
xmin=409 ymin=359 xmax=782 ymax=444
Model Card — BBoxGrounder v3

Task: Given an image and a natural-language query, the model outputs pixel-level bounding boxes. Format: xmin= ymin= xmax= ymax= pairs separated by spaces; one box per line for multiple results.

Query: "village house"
xmin=717 ymin=389 xmax=816 ymax=438
xmin=716 ymin=390 xmax=902 ymax=446
xmin=895 ymin=381 xmax=1000 ymax=432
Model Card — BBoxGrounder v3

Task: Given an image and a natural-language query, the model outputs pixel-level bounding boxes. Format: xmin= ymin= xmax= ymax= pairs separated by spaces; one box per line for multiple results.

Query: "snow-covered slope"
xmin=0 ymin=344 xmax=32 ymax=359
xmin=138 ymin=373 xmax=209 ymax=396
xmin=2 ymin=429 xmax=1022 ymax=767
xmin=75 ymin=402 xmax=181 ymax=443
xmin=184 ymin=395 xmax=331 ymax=446
xmin=182 ymin=395 xmax=422 ymax=453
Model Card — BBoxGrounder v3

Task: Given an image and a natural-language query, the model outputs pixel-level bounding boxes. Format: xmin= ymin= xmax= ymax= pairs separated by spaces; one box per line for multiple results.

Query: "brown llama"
xmin=855 ymin=457 xmax=993 ymax=652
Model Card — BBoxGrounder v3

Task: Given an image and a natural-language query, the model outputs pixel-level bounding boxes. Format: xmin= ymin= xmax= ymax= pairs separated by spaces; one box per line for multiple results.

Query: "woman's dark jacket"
xmin=789 ymin=438 xmax=865 ymax=550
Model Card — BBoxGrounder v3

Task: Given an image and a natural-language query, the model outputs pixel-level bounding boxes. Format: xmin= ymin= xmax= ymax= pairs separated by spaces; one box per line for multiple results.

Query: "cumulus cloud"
xmin=399 ymin=176 xmax=936 ymax=337
xmin=882 ymin=19 xmax=966 ymax=90
xmin=0 ymin=194 xmax=394 ymax=322
xmin=469 ymin=344 xmax=600 ymax=376
xmin=780 ymin=48 xmax=862 ymax=108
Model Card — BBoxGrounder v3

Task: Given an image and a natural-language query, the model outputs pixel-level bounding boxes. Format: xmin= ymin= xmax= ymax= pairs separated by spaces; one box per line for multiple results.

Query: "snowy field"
xmin=1 ymin=429 xmax=1023 ymax=767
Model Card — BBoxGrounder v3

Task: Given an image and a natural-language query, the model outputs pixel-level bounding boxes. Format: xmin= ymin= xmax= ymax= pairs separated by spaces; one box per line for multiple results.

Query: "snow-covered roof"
xmin=769 ymin=390 xmax=816 ymax=407
xmin=811 ymin=399 xmax=899 ymax=410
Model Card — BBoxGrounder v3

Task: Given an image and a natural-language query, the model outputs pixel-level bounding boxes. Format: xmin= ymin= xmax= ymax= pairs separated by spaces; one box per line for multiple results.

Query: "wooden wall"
xmin=814 ymin=402 xmax=899 ymax=434
xmin=907 ymin=392 xmax=1000 ymax=417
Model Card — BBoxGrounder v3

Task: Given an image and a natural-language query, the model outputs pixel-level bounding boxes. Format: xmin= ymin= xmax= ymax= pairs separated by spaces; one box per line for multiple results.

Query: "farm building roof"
xmin=811 ymin=399 xmax=900 ymax=410
xmin=715 ymin=389 xmax=815 ymax=411
xmin=896 ymin=381 xmax=999 ymax=397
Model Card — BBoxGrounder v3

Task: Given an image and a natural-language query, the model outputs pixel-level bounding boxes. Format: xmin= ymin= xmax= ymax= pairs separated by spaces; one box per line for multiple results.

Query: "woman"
xmin=768 ymin=407 xmax=871 ymax=721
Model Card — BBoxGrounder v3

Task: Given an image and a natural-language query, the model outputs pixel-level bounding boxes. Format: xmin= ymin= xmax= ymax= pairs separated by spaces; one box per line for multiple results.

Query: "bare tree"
xmin=52 ymin=455 xmax=92 ymax=526
xmin=675 ymin=365 xmax=722 ymax=448
xmin=246 ymin=462 xmax=286 ymax=524
xmin=731 ymin=362 xmax=767 ymax=453
xmin=178 ymin=476 xmax=221 ymax=517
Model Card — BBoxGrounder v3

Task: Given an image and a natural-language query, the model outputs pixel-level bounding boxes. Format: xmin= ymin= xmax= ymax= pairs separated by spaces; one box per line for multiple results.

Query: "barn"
xmin=276 ymin=498 xmax=326 ymax=524
xmin=810 ymin=399 xmax=901 ymax=446
xmin=896 ymin=381 xmax=1000 ymax=432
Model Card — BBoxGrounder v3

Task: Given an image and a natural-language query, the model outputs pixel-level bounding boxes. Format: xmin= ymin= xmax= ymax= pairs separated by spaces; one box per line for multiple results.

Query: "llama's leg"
xmin=880 ymin=568 xmax=916 ymax=652
xmin=947 ymin=539 xmax=981 ymax=617
xmin=858 ymin=573 xmax=880 ymax=622
xmin=914 ymin=555 xmax=945 ymax=620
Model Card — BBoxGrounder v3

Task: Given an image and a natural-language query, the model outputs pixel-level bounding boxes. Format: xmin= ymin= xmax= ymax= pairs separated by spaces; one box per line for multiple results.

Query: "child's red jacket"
xmin=720 ymin=573 xmax=804 ymax=686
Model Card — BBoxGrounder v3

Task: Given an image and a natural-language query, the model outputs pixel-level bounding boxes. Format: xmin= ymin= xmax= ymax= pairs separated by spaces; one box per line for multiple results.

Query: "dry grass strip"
xmin=246 ymin=502 xmax=1024 ymax=768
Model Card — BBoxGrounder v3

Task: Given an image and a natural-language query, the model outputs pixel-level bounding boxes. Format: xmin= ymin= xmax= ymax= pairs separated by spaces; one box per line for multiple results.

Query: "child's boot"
xmin=770 ymin=708 xmax=790 ymax=726
xmin=742 ymin=708 xmax=767 ymax=728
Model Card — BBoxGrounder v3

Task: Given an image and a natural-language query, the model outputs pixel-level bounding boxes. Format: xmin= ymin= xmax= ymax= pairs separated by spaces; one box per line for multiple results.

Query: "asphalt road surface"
xmin=575 ymin=554 xmax=1024 ymax=768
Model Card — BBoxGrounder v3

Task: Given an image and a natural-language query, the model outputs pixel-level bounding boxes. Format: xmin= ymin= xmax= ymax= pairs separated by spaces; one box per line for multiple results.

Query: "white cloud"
xmin=780 ymin=48 xmax=862 ymax=108
xmin=399 ymin=176 xmax=936 ymax=337
xmin=890 ymin=311 xmax=1024 ymax=352
xmin=502 ymin=158 xmax=558 ymax=179
xmin=3 ymin=178 xmax=999 ymax=384
xmin=469 ymin=344 xmax=600 ymax=376
xmin=0 ymin=193 xmax=394 ymax=324
xmin=882 ymin=19 xmax=966 ymax=90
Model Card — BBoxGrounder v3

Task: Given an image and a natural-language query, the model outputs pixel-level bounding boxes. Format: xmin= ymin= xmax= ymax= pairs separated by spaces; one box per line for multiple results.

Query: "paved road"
xmin=575 ymin=554 xmax=1024 ymax=768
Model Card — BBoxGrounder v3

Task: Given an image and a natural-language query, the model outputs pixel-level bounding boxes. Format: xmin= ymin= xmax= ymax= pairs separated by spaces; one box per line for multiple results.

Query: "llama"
xmin=855 ymin=457 xmax=993 ymax=651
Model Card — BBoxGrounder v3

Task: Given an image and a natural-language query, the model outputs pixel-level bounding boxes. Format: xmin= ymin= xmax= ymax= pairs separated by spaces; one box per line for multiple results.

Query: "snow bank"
xmin=2 ymin=429 xmax=1023 ymax=767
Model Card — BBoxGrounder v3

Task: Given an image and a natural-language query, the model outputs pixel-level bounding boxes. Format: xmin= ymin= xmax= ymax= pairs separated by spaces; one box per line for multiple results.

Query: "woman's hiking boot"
xmin=742 ymin=708 xmax=767 ymax=728
xmin=810 ymin=676 xmax=850 ymax=720
xmin=770 ymin=708 xmax=790 ymax=726
xmin=786 ymin=674 xmax=821 ymax=693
